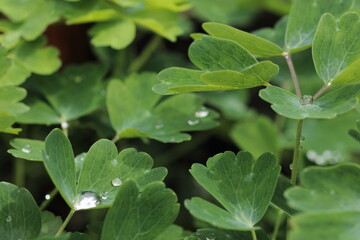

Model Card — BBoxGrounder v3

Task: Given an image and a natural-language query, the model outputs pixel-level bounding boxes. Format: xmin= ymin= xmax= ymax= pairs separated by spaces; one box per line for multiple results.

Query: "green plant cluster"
xmin=1 ymin=0 xmax=360 ymax=240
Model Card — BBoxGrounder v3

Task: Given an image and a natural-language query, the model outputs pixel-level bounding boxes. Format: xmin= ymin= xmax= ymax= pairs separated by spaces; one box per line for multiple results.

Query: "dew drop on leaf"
xmin=61 ymin=121 xmax=69 ymax=129
xmin=21 ymin=144 xmax=31 ymax=153
xmin=111 ymin=177 xmax=122 ymax=187
xmin=244 ymin=173 xmax=255 ymax=182
xmin=299 ymin=95 xmax=313 ymax=106
xmin=195 ymin=108 xmax=209 ymax=118
xmin=289 ymin=163 xmax=293 ymax=170
xmin=45 ymin=194 xmax=51 ymax=200
xmin=73 ymin=191 xmax=100 ymax=210
xmin=111 ymin=159 xmax=118 ymax=167
xmin=5 ymin=216 xmax=11 ymax=222
xmin=101 ymin=192 xmax=109 ymax=200
xmin=187 ymin=119 xmax=199 ymax=126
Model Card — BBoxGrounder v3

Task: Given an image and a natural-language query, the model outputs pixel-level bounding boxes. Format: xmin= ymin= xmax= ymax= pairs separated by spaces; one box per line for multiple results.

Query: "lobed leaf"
xmin=8 ymin=138 xmax=45 ymax=161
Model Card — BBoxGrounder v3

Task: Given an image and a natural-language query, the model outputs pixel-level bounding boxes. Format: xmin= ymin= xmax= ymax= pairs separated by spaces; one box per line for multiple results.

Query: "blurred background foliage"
xmin=0 ymin=0 xmax=359 ymax=239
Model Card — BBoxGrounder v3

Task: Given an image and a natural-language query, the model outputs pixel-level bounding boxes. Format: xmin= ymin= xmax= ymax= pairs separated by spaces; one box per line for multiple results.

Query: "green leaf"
xmin=259 ymin=84 xmax=360 ymax=119
xmin=154 ymin=225 xmax=185 ymax=240
xmin=154 ymin=36 xmax=279 ymax=94
xmin=202 ymin=22 xmax=283 ymax=58
xmin=285 ymin=163 xmax=360 ymax=213
xmin=230 ymin=115 xmax=280 ymax=158
xmin=313 ymin=12 xmax=360 ymax=84
xmin=271 ymin=175 xmax=297 ymax=216
xmin=39 ymin=211 xmax=63 ymax=237
xmin=8 ymin=138 xmax=45 ymax=161
xmin=101 ymin=180 xmax=179 ymax=240
xmin=17 ymin=99 xmax=61 ymax=125
xmin=288 ymin=212 xmax=360 ymax=240
xmin=32 ymin=64 xmax=106 ymax=122
xmin=285 ymin=0 xmax=354 ymax=52
xmin=254 ymin=16 xmax=287 ymax=48
xmin=12 ymin=38 xmax=61 ymax=75
xmin=107 ymin=72 xmax=218 ymax=143
xmin=185 ymin=151 xmax=280 ymax=230
xmin=0 ymin=182 xmax=41 ymax=240
xmin=145 ymin=0 xmax=191 ymax=12
xmin=43 ymin=129 xmax=167 ymax=210
xmin=89 ymin=19 xmax=136 ymax=50
xmin=187 ymin=228 xmax=270 ymax=240
xmin=0 ymin=59 xmax=31 ymax=86
xmin=0 ymin=112 xmax=20 ymax=134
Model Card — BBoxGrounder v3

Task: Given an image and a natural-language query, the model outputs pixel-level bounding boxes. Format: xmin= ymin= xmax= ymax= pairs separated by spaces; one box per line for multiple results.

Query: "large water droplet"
xmin=73 ymin=191 xmax=100 ymax=210
xmin=111 ymin=177 xmax=122 ymax=187
xmin=187 ymin=119 xmax=199 ymax=126
xmin=21 ymin=144 xmax=31 ymax=153
xmin=5 ymin=216 xmax=11 ymax=222
xmin=299 ymin=95 xmax=313 ymax=106
xmin=45 ymin=194 xmax=51 ymax=200
xmin=195 ymin=108 xmax=209 ymax=118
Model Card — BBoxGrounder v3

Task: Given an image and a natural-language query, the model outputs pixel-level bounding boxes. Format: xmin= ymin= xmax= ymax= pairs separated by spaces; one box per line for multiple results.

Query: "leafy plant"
xmin=1 ymin=0 xmax=360 ymax=240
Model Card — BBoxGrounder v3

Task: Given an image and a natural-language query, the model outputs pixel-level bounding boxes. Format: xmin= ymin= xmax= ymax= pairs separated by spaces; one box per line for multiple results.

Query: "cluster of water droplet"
xmin=306 ymin=150 xmax=342 ymax=165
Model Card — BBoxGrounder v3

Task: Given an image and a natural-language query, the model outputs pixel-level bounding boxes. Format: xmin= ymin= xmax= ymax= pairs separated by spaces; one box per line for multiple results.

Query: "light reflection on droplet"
xmin=111 ymin=177 xmax=122 ymax=187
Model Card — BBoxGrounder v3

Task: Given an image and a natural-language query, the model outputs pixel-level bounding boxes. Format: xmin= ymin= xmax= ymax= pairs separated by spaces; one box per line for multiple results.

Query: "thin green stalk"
xmin=128 ymin=35 xmax=162 ymax=73
xmin=283 ymin=52 xmax=301 ymax=97
xmin=55 ymin=209 xmax=76 ymax=237
xmin=291 ymin=119 xmax=303 ymax=185
xmin=14 ymin=158 xmax=26 ymax=187
xmin=39 ymin=188 xmax=59 ymax=211
xmin=61 ymin=121 xmax=69 ymax=137
xmin=251 ymin=229 xmax=258 ymax=240
xmin=313 ymin=83 xmax=331 ymax=100
xmin=271 ymin=210 xmax=284 ymax=240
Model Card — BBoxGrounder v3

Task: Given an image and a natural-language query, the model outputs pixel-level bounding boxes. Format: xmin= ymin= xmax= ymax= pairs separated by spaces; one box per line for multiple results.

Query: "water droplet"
xmin=5 ymin=216 xmax=11 ymax=222
xmin=111 ymin=159 xmax=118 ymax=167
xmin=111 ymin=177 xmax=122 ymax=187
xmin=45 ymin=194 xmax=51 ymax=200
xmin=74 ymin=76 xmax=82 ymax=83
xmin=300 ymin=136 xmax=305 ymax=142
xmin=21 ymin=145 xmax=31 ymax=153
xmin=187 ymin=119 xmax=199 ymax=126
xmin=195 ymin=108 xmax=209 ymax=118
xmin=144 ymin=169 xmax=150 ymax=174
xmin=61 ymin=121 xmax=69 ymax=129
xmin=155 ymin=123 xmax=164 ymax=129
xmin=73 ymin=191 xmax=100 ymax=210
xmin=299 ymin=95 xmax=313 ymax=106
xmin=100 ymin=192 xmax=109 ymax=200
xmin=289 ymin=163 xmax=293 ymax=170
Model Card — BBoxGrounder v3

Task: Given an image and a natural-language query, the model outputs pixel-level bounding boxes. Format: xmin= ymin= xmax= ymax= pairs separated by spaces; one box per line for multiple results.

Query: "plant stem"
xmin=251 ymin=229 xmax=258 ymax=240
xmin=55 ymin=209 xmax=76 ymax=237
xmin=14 ymin=158 xmax=26 ymax=187
xmin=61 ymin=121 xmax=69 ymax=137
xmin=291 ymin=119 xmax=303 ymax=185
xmin=283 ymin=52 xmax=302 ymax=97
xmin=313 ymin=83 xmax=331 ymax=100
xmin=271 ymin=210 xmax=284 ymax=240
xmin=111 ymin=135 xmax=119 ymax=143
xmin=128 ymin=35 xmax=162 ymax=73
xmin=39 ymin=188 xmax=59 ymax=211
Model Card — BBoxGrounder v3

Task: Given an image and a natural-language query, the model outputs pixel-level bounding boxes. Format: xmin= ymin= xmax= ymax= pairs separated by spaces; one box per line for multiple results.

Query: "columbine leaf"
xmin=254 ymin=16 xmax=287 ymax=48
xmin=313 ymin=12 xmax=360 ymax=84
xmin=107 ymin=72 xmax=218 ymax=143
xmin=101 ymin=180 xmax=179 ymax=240
xmin=0 ymin=182 xmax=41 ymax=240
xmin=17 ymin=99 xmax=61 ymax=125
xmin=271 ymin=176 xmax=297 ymax=216
xmin=154 ymin=225 xmax=186 ymax=240
xmin=259 ymin=84 xmax=360 ymax=119
xmin=285 ymin=163 xmax=360 ymax=240
xmin=185 ymin=151 xmax=280 ymax=230
xmin=43 ymin=129 xmax=167 ymax=210
xmin=202 ymin=22 xmax=283 ymax=58
xmin=39 ymin=211 xmax=62 ymax=237
xmin=154 ymin=36 xmax=279 ymax=94
xmin=285 ymin=0 xmax=354 ymax=52
xmin=8 ymin=138 xmax=45 ymax=161
xmin=187 ymin=228 xmax=270 ymax=240
xmin=89 ymin=19 xmax=136 ymax=50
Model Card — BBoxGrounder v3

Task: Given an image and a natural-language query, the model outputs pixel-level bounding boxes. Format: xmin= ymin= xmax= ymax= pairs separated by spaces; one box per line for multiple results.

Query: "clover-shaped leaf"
xmin=107 ymin=72 xmax=218 ymax=143
xmin=259 ymin=84 xmax=360 ymax=120
xmin=313 ymin=12 xmax=360 ymax=85
xmin=154 ymin=36 xmax=279 ymax=94
xmin=285 ymin=163 xmax=360 ymax=240
xmin=18 ymin=64 xmax=106 ymax=124
xmin=8 ymin=138 xmax=44 ymax=161
xmin=101 ymin=180 xmax=179 ymax=240
xmin=285 ymin=0 xmax=353 ymax=52
xmin=0 ymin=182 xmax=41 ymax=240
xmin=43 ymin=129 xmax=167 ymax=210
xmin=185 ymin=151 xmax=280 ymax=230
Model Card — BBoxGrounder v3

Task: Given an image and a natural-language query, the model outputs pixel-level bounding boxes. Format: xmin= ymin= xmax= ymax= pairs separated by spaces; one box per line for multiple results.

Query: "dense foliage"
xmin=1 ymin=0 xmax=360 ymax=240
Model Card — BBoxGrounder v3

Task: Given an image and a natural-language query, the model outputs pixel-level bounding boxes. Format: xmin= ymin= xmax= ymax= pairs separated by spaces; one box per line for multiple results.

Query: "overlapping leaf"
xmin=18 ymin=64 xmax=106 ymax=124
xmin=107 ymin=72 xmax=218 ymax=143
xmin=43 ymin=129 xmax=167 ymax=210
xmin=101 ymin=180 xmax=179 ymax=240
xmin=285 ymin=163 xmax=360 ymax=240
xmin=0 ymin=182 xmax=41 ymax=240
xmin=285 ymin=0 xmax=354 ymax=52
xmin=8 ymin=138 xmax=45 ymax=161
xmin=154 ymin=36 xmax=279 ymax=94
xmin=185 ymin=151 xmax=280 ymax=230
xmin=313 ymin=12 xmax=360 ymax=85
xmin=186 ymin=228 xmax=270 ymax=240
xmin=259 ymin=84 xmax=360 ymax=119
